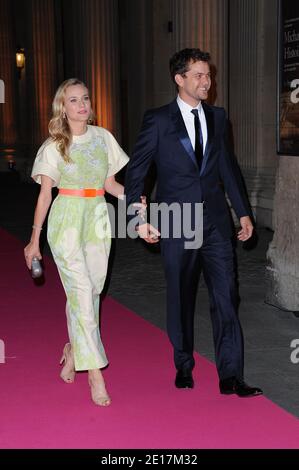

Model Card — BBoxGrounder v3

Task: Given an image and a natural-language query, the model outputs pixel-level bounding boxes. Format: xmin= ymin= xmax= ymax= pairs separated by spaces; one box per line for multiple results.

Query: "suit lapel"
xmin=169 ymin=100 xmax=215 ymax=174
xmin=201 ymin=102 xmax=215 ymax=175
xmin=170 ymin=100 xmax=198 ymax=168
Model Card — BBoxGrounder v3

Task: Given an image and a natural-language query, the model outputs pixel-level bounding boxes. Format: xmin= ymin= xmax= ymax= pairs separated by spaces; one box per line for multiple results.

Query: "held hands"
xmin=238 ymin=216 xmax=253 ymax=241
xmin=138 ymin=223 xmax=160 ymax=244
xmin=133 ymin=195 xmax=147 ymax=222
xmin=134 ymin=195 xmax=160 ymax=244
xmin=24 ymin=242 xmax=42 ymax=270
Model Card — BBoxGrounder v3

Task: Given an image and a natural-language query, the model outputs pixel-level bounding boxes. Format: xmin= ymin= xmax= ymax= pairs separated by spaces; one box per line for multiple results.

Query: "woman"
xmin=24 ymin=78 xmax=144 ymax=406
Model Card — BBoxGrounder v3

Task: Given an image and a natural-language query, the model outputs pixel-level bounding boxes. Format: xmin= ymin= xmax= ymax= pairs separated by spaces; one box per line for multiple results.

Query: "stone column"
xmin=152 ymin=0 xmax=176 ymax=107
xmin=229 ymin=0 xmax=278 ymax=228
xmin=266 ymin=157 xmax=299 ymax=311
xmin=119 ymin=0 xmax=154 ymax=151
xmin=0 ymin=0 xmax=18 ymax=171
xmin=173 ymin=0 xmax=228 ymax=108
xmin=86 ymin=0 xmax=120 ymax=137
xmin=119 ymin=0 xmax=228 ymax=148
xmin=27 ymin=0 xmax=57 ymax=147
xmin=62 ymin=0 xmax=120 ymax=139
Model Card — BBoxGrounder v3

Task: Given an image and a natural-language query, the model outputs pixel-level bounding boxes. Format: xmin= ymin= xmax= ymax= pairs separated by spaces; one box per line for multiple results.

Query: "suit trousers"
xmin=160 ymin=208 xmax=244 ymax=380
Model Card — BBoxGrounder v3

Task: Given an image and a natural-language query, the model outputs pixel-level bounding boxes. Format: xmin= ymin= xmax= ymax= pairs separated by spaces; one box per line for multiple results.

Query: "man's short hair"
xmin=169 ymin=48 xmax=211 ymax=84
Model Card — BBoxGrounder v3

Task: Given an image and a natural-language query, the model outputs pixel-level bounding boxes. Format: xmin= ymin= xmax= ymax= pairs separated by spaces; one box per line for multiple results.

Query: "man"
xmin=125 ymin=48 xmax=262 ymax=397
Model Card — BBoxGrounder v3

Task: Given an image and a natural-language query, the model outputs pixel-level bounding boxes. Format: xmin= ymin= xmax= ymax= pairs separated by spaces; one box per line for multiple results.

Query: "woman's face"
xmin=63 ymin=84 xmax=91 ymax=124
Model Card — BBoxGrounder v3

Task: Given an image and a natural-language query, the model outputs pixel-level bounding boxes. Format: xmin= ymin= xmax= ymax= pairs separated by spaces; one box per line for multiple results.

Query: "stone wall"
xmin=266 ymin=156 xmax=299 ymax=311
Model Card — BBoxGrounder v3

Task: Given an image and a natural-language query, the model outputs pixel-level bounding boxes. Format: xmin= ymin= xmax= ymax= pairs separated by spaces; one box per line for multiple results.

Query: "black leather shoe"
xmin=219 ymin=377 xmax=263 ymax=397
xmin=175 ymin=369 xmax=194 ymax=389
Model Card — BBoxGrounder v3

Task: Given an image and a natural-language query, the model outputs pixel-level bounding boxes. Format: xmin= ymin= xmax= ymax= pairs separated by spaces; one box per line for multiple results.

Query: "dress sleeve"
xmin=31 ymin=140 xmax=61 ymax=187
xmin=104 ymin=129 xmax=129 ymax=178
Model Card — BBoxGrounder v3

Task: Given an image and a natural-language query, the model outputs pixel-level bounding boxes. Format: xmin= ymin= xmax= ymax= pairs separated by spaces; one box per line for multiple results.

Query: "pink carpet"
xmin=0 ymin=228 xmax=299 ymax=449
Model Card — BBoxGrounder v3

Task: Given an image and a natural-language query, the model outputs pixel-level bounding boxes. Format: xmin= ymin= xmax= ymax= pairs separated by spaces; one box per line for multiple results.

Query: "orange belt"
xmin=59 ymin=188 xmax=105 ymax=197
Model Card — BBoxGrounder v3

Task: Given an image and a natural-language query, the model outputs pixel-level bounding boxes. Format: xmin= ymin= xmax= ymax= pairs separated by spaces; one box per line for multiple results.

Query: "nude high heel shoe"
xmin=59 ymin=343 xmax=75 ymax=383
xmin=88 ymin=371 xmax=111 ymax=406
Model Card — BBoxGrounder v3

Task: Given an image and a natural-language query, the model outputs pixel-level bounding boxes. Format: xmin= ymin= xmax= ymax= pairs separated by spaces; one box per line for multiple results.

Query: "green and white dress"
xmin=31 ymin=125 xmax=129 ymax=370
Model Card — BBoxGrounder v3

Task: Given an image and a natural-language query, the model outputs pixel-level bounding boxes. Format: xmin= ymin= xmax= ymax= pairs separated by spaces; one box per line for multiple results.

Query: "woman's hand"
xmin=24 ymin=242 xmax=42 ymax=270
xmin=135 ymin=195 xmax=160 ymax=242
xmin=133 ymin=195 xmax=147 ymax=222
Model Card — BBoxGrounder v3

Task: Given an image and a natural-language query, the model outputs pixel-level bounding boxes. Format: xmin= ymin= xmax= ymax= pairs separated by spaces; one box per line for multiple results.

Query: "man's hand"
xmin=137 ymin=223 xmax=160 ymax=244
xmin=238 ymin=216 xmax=253 ymax=241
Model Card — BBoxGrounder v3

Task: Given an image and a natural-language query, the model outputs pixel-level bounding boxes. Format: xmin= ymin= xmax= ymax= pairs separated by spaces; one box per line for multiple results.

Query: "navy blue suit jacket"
xmin=125 ymin=99 xmax=250 ymax=239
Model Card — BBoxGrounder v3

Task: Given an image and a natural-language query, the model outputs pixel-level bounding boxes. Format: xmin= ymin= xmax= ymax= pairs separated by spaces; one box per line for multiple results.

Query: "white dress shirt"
xmin=176 ymin=95 xmax=208 ymax=153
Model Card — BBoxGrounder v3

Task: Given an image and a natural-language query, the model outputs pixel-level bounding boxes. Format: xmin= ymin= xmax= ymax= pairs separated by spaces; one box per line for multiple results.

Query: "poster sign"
xmin=277 ymin=0 xmax=299 ymax=155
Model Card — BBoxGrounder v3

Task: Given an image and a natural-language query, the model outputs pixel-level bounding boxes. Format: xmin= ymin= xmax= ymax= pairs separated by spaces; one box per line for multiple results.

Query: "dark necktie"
xmin=191 ymin=108 xmax=203 ymax=171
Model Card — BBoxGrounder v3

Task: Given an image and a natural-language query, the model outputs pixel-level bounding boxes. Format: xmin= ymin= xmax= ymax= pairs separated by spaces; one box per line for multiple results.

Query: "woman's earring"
xmin=62 ymin=112 xmax=66 ymax=119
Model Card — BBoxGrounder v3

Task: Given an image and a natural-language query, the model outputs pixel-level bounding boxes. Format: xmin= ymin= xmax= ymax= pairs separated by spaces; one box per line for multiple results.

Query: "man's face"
xmin=175 ymin=60 xmax=211 ymax=105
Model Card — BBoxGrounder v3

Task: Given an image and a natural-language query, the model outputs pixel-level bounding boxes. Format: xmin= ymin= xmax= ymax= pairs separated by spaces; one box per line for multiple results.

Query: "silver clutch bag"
xmin=31 ymin=257 xmax=43 ymax=278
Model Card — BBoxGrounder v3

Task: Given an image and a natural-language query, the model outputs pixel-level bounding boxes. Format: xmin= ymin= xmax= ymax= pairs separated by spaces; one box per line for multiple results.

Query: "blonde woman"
xmin=24 ymin=79 xmax=144 ymax=406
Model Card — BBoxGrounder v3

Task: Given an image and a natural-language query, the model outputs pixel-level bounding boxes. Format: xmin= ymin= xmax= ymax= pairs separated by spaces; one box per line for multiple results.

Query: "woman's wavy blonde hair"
xmin=48 ymin=78 xmax=95 ymax=163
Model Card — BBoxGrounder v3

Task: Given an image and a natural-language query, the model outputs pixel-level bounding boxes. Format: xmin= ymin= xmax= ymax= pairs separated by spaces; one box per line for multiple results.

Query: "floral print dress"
xmin=31 ymin=125 xmax=128 ymax=370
